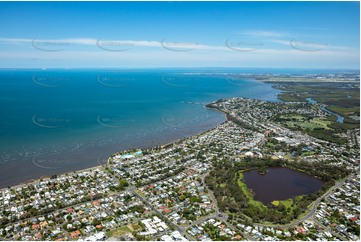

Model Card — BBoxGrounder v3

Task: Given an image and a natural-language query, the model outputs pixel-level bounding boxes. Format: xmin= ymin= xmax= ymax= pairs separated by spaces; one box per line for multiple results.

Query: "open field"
xmin=106 ymin=223 xmax=142 ymax=238
xmin=106 ymin=226 xmax=132 ymax=237
xmin=278 ymin=114 xmax=333 ymax=131
xmin=271 ymin=199 xmax=293 ymax=208
xmin=275 ymin=113 xmax=348 ymax=144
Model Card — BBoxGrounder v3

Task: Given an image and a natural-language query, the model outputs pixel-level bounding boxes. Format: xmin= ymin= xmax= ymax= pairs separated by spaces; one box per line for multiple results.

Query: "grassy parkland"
xmin=205 ymin=157 xmax=350 ymax=225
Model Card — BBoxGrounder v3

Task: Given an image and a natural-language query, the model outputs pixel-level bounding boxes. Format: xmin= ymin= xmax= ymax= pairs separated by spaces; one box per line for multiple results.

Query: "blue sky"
xmin=0 ymin=1 xmax=359 ymax=69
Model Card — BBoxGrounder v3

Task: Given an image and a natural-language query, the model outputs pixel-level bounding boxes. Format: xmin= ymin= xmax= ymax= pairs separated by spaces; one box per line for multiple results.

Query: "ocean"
xmin=0 ymin=68 xmax=335 ymax=188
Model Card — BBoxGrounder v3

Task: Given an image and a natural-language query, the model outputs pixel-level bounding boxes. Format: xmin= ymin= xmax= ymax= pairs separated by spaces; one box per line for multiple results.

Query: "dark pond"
xmin=243 ymin=167 xmax=324 ymax=204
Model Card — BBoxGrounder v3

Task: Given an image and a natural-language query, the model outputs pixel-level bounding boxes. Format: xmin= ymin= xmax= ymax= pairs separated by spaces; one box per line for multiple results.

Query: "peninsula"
xmin=0 ymin=80 xmax=359 ymax=241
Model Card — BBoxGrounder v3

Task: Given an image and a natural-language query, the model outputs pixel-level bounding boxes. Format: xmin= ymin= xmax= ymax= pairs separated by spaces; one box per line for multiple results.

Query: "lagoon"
xmin=243 ymin=167 xmax=324 ymax=204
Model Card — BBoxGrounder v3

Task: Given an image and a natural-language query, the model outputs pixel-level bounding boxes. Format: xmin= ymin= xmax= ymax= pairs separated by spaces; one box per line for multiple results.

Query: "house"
xmin=32 ymin=224 xmax=39 ymax=230
xmin=70 ymin=230 xmax=81 ymax=238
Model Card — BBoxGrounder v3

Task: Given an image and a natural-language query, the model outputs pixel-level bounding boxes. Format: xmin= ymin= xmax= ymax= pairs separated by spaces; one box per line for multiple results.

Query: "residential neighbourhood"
xmin=0 ymin=97 xmax=359 ymax=241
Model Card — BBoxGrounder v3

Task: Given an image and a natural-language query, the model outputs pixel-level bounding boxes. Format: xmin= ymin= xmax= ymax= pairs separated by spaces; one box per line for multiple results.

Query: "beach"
xmin=0 ymin=69 xmax=282 ymax=188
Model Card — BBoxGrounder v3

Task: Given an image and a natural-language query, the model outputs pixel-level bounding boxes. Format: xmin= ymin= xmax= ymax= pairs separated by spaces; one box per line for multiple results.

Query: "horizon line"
xmin=0 ymin=67 xmax=359 ymax=71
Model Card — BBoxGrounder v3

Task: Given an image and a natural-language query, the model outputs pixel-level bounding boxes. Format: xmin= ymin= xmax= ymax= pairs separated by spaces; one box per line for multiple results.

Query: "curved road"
xmin=255 ymin=175 xmax=349 ymax=229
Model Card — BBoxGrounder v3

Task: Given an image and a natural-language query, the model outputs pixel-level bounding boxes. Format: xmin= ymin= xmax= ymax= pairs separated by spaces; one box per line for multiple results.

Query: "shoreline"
xmin=0 ymin=109 xmax=228 ymax=191
xmin=0 ymin=78 xmax=283 ymax=190
xmin=0 ymin=75 xmax=283 ymax=190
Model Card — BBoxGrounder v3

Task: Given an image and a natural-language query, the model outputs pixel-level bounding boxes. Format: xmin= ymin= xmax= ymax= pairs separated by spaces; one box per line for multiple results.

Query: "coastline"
xmin=0 ymin=70 xmax=283 ymax=188
xmin=1 ymin=80 xmax=358 ymax=241
xmin=0 ymin=108 xmax=228 ymax=191
xmin=0 ymin=74 xmax=286 ymax=189
xmin=5 ymin=75 xmax=345 ymax=190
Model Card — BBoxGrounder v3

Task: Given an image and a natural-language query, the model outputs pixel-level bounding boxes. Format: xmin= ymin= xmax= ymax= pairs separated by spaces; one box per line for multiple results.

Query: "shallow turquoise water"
xmin=0 ymin=68 xmax=282 ymax=187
